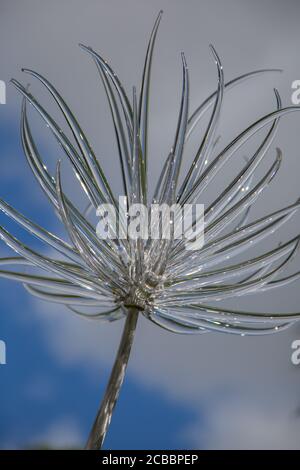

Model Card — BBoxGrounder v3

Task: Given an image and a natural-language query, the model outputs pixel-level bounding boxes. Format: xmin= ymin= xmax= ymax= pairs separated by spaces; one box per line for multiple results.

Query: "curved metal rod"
xmin=85 ymin=307 xmax=139 ymax=450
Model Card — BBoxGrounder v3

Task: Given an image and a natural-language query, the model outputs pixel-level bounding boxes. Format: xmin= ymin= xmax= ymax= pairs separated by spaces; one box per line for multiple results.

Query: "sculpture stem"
xmin=85 ymin=307 xmax=139 ymax=450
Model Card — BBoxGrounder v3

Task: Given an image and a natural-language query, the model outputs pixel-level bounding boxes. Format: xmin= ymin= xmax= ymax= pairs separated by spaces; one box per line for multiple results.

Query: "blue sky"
xmin=0 ymin=285 xmax=196 ymax=449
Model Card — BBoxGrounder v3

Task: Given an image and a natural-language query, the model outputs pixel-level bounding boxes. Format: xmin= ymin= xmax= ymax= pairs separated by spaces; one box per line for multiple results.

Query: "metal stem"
xmin=85 ymin=307 xmax=139 ymax=450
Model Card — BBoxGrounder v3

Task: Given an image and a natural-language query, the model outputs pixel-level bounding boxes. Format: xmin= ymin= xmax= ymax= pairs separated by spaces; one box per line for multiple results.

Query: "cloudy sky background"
xmin=1 ymin=0 xmax=300 ymax=449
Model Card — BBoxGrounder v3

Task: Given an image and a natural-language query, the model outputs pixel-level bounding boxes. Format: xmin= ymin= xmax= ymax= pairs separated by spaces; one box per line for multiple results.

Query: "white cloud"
xmin=30 ymin=296 xmax=300 ymax=449
xmin=186 ymin=397 xmax=300 ymax=450
xmin=31 ymin=417 xmax=83 ymax=449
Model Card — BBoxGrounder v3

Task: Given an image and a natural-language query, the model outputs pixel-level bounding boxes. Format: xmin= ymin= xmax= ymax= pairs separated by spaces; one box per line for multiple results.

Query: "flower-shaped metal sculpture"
xmin=1 ymin=11 xmax=300 ymax=449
